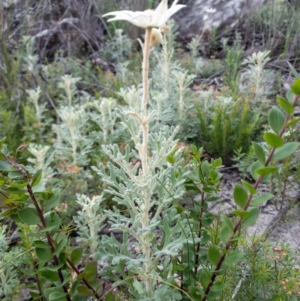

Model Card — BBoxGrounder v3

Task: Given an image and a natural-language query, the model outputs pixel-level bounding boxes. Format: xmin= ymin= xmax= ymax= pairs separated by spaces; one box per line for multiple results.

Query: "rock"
xmin=173 ymin=0 xmax=269 ymax=43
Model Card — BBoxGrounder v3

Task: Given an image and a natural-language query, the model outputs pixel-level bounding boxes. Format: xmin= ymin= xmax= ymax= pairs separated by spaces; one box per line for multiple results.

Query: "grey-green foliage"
xmin=92 ymin=116 xmax=190 ymax=297
xmin=74 ymin=194 xmax=106 ymax=259
xmin=241 ymin=50 xmax=274 ymax=102
xmin=105 ymin=29 xmax=132 ymax=63
xmin=26 ymin=143 xmax=55 ymax=188
xmin=149 ymin=24 xmax=196 ymax=138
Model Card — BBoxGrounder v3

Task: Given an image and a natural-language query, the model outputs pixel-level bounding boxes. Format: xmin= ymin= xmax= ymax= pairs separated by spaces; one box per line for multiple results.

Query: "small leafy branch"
xmin=197 ymin=80 xmax=300 ymax=301
xmin=0 ymin=143 xmax=104 ymax=300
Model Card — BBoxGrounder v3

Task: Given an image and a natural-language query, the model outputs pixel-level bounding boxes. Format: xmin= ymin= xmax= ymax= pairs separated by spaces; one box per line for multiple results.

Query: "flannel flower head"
xmin=102 ymin=0 xmax=186 ymax=29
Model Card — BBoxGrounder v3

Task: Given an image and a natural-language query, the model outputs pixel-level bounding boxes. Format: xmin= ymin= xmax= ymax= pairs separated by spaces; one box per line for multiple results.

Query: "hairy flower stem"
xmin=141 ymin=27 xmax=152 ymax=176
xmin=201 ymin=94 xmax=300 ymax=301
xmin=141 ymin=27 xmax=153 ymax=297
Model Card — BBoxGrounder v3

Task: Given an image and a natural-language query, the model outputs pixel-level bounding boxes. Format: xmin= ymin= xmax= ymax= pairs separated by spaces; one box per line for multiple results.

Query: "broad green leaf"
xmin=208 ymin=245 xmax=221 ymax=266
xmin=201 ymin=160 xmax=210 ymax=177
xmin=54 ymin=237 xmax=67 ymax=255
xmin=241 ymin=207 xmax=259 ymax=227
xmin=253 ymin=142 xmax=266 ymax=165
xmin=251 ymin=161 xmax=272 ymax=182
xmin=211 ymin=281 xmax=226 ymax=292
xmin=221 ymin=215 xmax=233 ymax=231
xmin=190 ymin=286 xmax=204 ymax=301
xmin=77 ymin=286 xmax=93 ymax=297
xmin=287 ymin=117 xmax=300 ymax=128
xmin=32 ymin=169 xmax=43 ymax=187
xmin=8 ymin=171 xmax=23 ymax=179
xmin=277 ymin=96 xmax=294 ymax=115
xmin=71 ymin=248 xmax=83 ymax=265
xmin=44 ymin=211 xmax=61 ymax=234
xmin=18 ymin=208 xmax=40 ymax=225
xmin=233 ymin=184 xmax=248 ymax=208
xmin=224 ymin=250 xmax=244 ymax=265
xmin=43 ymin=191 xmax=60 ymax=210
xmin=251 ymin=193 xmax=274 ymax=206
xmin=105 ymin=291 xmax=116 ymax=301
xmin=84 ymin=262 xmax=97 ymax=282
xmin=256 ymin=166 xmax=278 ymax=176
xmin=233 ymin=210 xmax=250 ymax=218
xmin=33 ymin=240 xmax=49 ymax=249
xmin=0 ymin=160 xmax=14 ymax=171
xmin=44 ymin=288 xmax=64 ymax=300
xmin=199 ymin=268 xmax=211 ymax=288
xmin=273 ymin=142 xmax=300 ymax=160
xmin=220 ymin=226 xmax=232 ymax=244
xmin=70 ymin=280 xmax=80 ymax=296
xmin=202 ymin=213 xmax=215 ymax=226
xmin=40 ymin=268 xmax=59 ymax=282
xmin=35 ymin=247 xmax=52 ymax=262
xmin=241 ymin=180 xmax=257 ymax=195
xmin=206 ymin=195 xmax=220 ymax=202
xmin=291 ymin=78 xmax=300 ymax=95
xmin=263 ymin=132 xmax=284 ymax=148
xmin=49 ymin=292 xmax=67 ymax=301
xmin=268 ymin=106 xmax=285 ymax=134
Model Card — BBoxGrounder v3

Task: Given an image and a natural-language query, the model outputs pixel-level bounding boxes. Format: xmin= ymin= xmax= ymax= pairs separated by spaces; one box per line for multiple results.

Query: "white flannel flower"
xmin=102 ymin=0 xmax=186 ymax=29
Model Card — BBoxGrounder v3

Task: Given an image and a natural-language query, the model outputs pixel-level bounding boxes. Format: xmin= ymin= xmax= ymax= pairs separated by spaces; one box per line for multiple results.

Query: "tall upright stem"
xmin=141 ymin=28 xmax=152 ymax=176
xmin=141 ymin=27 xmax=153 ymax=297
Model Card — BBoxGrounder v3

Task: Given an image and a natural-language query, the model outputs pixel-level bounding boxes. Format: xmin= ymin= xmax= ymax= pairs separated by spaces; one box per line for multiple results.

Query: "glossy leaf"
xmin=241 ymin=207 xmax=259 ymax=227
xmin=44 ymin=211 xmax=61 ymax=234
xmin=49 ymin=292 xmax=67 ymax=301
xmin=199 ymin=268 xmax=211 ymax=288
xmin=84 ymin=262 xmax=97 ymax=282
xmin=32 ymin=169 xmax=43 ymax=187
xmin=208 ymin=245 xmax=221 ymax=266
xmin=220 ymin=226 xmax=232 ymax=244
xmin=18 ymin=208 xmax=40 ymax=225
xmin=251 ymin=193 xmax=274 ymax=206
xmin=221 ymin=215 xmax=233 ymax=231
xmin=241 ymin=180 xmax=257 ymax=195
xmin=43 ymin=191 xmax=60 ymax=210
xmin=211 ymin=281 xmax=226 ymax=292
xmin=273 ymin=142 xmax=300 ymax=160
xmin=233 ymin=184 xmax=248 ymax=208
xmin=35 ymin=247 xmax=52 ymax=262
xmin=251 ymin=160 xmax=272 ymax=182
xmin=264 ymin=132 xmax=284 ymax=148
xmin=77 ymin=286 xmax=93 ymax=297
xmin=224 ymin=250 xmax=244 ymax=265
xmin=190 ymin=286 xmax=204 ymax=301
xmin=253 ymin=142 xmax=266 ymax=165
xmin=44 ymin=288 xmax=65 ymax=300
xmin=256 ymin=166 xmax=278 ymax=176
xmin=291 ymin=78 xmax=300 ymax=95
xmin=277 ymin=96 xmax=294 ymax=115
xmin=71 ymin=248 xmax=83 ymax=265
xmin=268 ymin=106 xmax=285 ymax=134
xmin=233 ymin=210 xmax=250 ymax=218
xmin=0 ymin=160 xmax=14 ymax=171
xmin=54 ymin=237 xmax=68 ymax=255
xmin=40 ymin=268 xmax=59 ymax=282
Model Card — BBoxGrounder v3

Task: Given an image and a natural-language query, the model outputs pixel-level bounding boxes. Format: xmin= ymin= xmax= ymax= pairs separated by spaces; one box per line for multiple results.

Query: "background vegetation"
xmin=1 ymin=0 xmax=300 ymax=300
